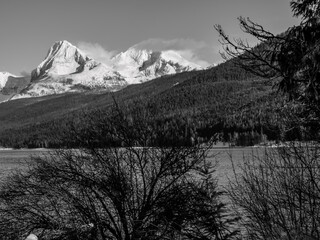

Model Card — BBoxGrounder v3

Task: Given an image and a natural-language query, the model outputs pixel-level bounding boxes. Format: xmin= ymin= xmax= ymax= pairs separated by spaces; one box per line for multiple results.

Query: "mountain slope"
xmin=0 ymin=59 xmax=285 ymax=148
xmin=8 ymin=40 xmax=202 ymax=99
xmin=0 ymin=72 xmax=17 ymax=89
xmin=0 ymin=72 xmax=30 ymax=102
xmin=112 ymin=48 xmax=201 ymax=84
xmin=31 ymin=40 xmax=90 ymax=78
xmin=14 ymin=41 xmax=126 ymax=99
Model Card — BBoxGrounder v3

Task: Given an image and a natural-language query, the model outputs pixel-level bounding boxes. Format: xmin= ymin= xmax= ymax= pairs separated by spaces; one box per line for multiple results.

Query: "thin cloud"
xmin=76 ymin=42 xmax=118 ymax=65
xmin=76 ymin=39 xmax=217 ymax=67
xmin=132 ymin=38 xmax=213 ymax=67
xmin=132 ymin=38 xmax=207 ymax=51
xmin=175 ymin=50 xmax=210 ymax=67
xmin=19 ymin=70 xmax=31 ymax=77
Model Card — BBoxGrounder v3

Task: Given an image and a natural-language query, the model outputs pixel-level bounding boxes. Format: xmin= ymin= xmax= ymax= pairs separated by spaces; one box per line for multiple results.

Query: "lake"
xmin=0 ymin=148 xmax=52 ymax=178
xmin=0 ymin=147 xmax=266 ymax=186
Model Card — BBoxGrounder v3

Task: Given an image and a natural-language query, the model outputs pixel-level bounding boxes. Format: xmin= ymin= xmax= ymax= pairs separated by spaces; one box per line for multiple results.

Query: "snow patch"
xmin=0 ymin=72 xmax=19 ymax=89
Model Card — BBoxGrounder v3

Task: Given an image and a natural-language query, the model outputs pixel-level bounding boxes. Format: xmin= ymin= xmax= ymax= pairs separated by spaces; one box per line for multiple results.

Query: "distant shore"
xmin=0 ymin=147 xmax=50 ymax=151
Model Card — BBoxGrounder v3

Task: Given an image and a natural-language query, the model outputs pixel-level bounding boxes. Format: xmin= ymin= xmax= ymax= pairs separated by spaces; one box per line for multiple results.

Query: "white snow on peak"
xmin=0 ymin=72 xmax=30 ymax=103
xmin=111 ymin=48 xmax=152 ymax=83
xmin=0 ymin=72 xmax=19 ymax=89
xmin=11 ymin=41 xmax=203 ymax=99
xmin=114 ymin=48 xmax=151 ymax=65
xmin=31 ymin=40 xmax=92 ymax=79
xmin=15 ymin=40 xmax=127 ymax=98
xmin=111 ymin=48 xmax=202 ymax=84
xmin=161 ymin=50 xmax=201 ymax=70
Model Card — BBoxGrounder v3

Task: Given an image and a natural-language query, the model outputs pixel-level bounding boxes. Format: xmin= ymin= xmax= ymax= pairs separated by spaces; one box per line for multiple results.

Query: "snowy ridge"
xmin=112 ymin=48 xmax=202 ymax=84
xmin=15 ymin=40 xmax=126 ymax=99
xmin=0 ymin=72 xmax=31 ymax=102
xmin=0 ymin=72 xmax=19 ymax=89
xmin=31 ymin=40 xmax=91 ymax=79
xmin=10 ymin=40 xmax=202 ymax=99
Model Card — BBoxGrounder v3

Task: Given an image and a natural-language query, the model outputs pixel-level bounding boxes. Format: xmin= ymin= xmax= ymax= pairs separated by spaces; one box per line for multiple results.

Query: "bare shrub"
xmin=0 ymin=103 xmax=238 ymax=240
xmin=229 ymin=142 xmax=320 ymax=240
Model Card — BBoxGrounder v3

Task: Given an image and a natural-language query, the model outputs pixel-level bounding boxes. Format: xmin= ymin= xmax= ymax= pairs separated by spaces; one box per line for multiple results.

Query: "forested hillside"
xmin=0 ymin=60 xmax=291 ymax=148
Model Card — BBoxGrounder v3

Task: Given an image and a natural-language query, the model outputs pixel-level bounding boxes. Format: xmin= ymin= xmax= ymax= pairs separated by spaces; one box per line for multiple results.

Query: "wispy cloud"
xmin=132 ymin=38 xmax=207 ymax=51
xmin=175 ymin=50 xmax=211 ymax=68
xmin=132 ymin=38 xmax=214 ymax=67
xmin=76 ymin=39 xmax=217 ymax=67
xmin=19 ymin=70 xmax=31 ymax=77
xmin=76 ymin=42 xmax=118 ymax=65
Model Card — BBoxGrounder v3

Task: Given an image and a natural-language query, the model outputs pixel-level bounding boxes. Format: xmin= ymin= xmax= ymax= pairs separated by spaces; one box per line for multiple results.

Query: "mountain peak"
xmin=14 ymin=41 xmax=126 ymax=99
xmin=111 ymin=47 xmax=201 ymax=84
xmin=0 ymin=72 xmax=17 ymax=89
xmin=46 ymin=40 xmax=81 ymax=57
xmin=114 ymin=48 xmax=151 ymax=65
xmin=11 ymin=40 xmax=202 ymax=99
xmin=53 ymin=40 xmax=73 ymax=47
xmin=57 ymin=39 xmax=73 ymax=45
xmin=49 ymin=40 xmax=75 ymax=53
xmin=160 ymin=50 xmax=202 ymax=70
xmin=31 ymin=40 xmax=91 ymax=80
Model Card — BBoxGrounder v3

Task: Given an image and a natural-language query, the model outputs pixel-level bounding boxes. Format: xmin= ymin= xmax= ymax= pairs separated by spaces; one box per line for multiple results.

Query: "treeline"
xmin=0 ymin=59 xmax=299 ymax=148
xmin=0 ymin=81 xmax=285 ymax=148
xmin=0 ymin=101 xmax=238 ymax=240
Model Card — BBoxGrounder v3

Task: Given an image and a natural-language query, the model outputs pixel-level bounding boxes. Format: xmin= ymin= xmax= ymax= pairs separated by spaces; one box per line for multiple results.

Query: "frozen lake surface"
xmin=0 ymin=149 xmax=52 ymax=177
xmin=0 ymin=147 xmax=265 ymax=186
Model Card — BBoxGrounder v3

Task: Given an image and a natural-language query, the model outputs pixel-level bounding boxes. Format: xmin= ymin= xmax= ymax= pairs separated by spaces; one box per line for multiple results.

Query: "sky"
xmin=0 ymin=0 xmax=301 ymax=75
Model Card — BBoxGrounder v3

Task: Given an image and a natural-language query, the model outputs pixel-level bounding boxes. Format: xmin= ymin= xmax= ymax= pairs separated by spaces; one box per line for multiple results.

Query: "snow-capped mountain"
xmin=0 ymin=72 xmax=30 ymax=101
xmin=14 ymin=41 xmax=126 ymax=99
xmin=31 ymin=40 xmax=90 ymax=79
xmin=0 ymin=72 xmax=18 ymax=89
xmin=112 ymin=48 xmax=201 ymax=84
xmin=10 ymin=40 xmax=202 ymax=99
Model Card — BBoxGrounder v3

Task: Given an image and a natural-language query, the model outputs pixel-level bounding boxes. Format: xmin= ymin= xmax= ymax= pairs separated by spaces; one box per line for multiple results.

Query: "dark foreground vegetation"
xmin=215 ymin=0 xmax=320 ymax=239
xmin=229 ymin=143 xmax=320 ymax=239
xmin=0 ymin=104 xmax=239 ymax=240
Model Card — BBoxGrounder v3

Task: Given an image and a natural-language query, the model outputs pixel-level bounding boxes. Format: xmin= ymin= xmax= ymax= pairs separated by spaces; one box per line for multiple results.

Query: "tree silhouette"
xmin=0 ymin=102 xmax=238 ymax=240
xmin=215 ymin=0 xmax=320 ymax=126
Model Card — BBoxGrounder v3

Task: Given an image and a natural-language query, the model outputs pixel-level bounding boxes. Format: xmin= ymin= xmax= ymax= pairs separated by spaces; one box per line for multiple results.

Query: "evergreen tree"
xmin=215 ymin=0 xmax=320 ymax=130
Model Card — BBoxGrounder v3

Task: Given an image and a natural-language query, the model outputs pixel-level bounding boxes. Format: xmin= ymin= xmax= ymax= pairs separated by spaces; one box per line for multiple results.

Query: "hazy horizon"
xmin=1 ymin=0 xmax=300 ymax=75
